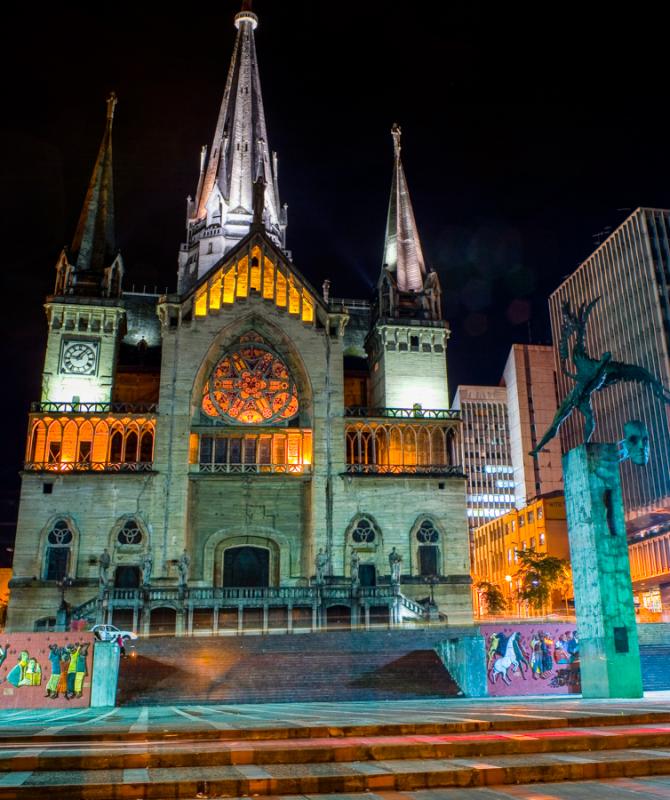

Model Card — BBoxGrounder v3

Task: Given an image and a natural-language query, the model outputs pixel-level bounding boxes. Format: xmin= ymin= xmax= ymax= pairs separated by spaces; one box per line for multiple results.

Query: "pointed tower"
xmin=42 ymin=94 xmax=126 ymax=405
xmin=367 ymin=124 xmax=450 ymax=409
xmin=178 ymin=1 xmax=287 ymax=293
xmin=54 ymin=92 xmax=124 ymax=299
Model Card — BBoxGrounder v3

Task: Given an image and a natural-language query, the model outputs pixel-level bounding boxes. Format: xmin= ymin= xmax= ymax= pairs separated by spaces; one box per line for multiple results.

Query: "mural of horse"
xmin=489 ymin=632 xmax=529 ymax=685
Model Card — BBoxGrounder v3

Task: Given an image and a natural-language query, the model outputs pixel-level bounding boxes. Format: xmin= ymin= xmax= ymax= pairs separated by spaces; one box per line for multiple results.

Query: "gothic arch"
xmin=109 ymin=515 xmax=150 ymax=563
xmin=344 ymin=514 xmax=384 ymax=578
xmin=409 ymin=516 xmax=444 ymax=577
xmin=203 ymin=526 xmax=292 ymax=587
xmin=190 ymin=313 xmax=314 ymax=426
xmin=38 ymin=515 xmax=80 ymax=581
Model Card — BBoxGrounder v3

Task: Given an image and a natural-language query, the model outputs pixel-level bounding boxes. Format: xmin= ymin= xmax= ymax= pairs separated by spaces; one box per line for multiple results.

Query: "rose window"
xmin=202 ymin=334 xmax=299 ymax=425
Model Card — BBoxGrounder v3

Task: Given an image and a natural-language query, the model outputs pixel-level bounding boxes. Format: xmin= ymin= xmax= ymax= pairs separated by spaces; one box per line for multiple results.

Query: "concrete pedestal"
xmin=563 ymin=443 xmax=643 ymax=698
xmin=90 ymin=642 xmax=120 ymax=707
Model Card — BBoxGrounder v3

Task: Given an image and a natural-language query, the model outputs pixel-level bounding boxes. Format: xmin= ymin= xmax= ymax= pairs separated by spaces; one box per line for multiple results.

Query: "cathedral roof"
xmin=194 ymin=1 xmax=284 ymax=248
xmin=382 ymin=123 xmax=427 ymax=293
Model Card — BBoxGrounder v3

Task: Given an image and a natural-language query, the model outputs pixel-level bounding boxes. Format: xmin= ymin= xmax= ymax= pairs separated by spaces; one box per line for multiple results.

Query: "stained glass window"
xmin=352 ymin=518 xmax=376 ymax=543
xmin=416 ymin=519 xmax=439 ymax=543
xmin=202 ymin=333 xmax=299 ymax=425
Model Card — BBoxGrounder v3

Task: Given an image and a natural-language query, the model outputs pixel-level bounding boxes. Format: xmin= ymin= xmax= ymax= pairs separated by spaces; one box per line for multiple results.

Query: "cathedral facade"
xmin=8 ymin=5 xmax=473 ymax=634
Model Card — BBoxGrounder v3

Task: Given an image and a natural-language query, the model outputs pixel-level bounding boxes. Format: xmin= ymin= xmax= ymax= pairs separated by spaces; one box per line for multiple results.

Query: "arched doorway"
xmin=150 ymin=607 xmax=176 ymax=636
xmin=223 ymin=546 xmax=269 ymax=587
xmin=326 ymin=605 xmax=351 ymax=629
xmin=114 ymin=565 xmax=141 ymax=588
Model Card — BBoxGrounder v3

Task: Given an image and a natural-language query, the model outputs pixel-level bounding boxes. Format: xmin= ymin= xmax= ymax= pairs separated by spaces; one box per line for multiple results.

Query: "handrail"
xmin=24 ymin=461 xmax=154 ymax=473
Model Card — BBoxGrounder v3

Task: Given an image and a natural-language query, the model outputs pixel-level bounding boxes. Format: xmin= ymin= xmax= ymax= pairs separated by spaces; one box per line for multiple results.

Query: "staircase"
xmin=117 ymin=628 xmax=463 ymax=705
xmin=4 ymin=702 xmax=670 ymax=798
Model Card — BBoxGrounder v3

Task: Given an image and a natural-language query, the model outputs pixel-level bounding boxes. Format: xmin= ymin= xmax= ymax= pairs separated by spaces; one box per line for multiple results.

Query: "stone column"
xmin=563 ymin=443 xmax=643 ymax=698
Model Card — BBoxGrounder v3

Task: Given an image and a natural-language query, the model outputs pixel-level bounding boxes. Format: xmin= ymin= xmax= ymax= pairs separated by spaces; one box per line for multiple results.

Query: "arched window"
xmin=109 ymin=429 xmax=123 ymax=463
xmin=351 ymin=518 xmax=376 ymax=544
xmin=124 ymin=431 xmax=139 ymax=463
xmin=117 ymin=518 xmax=143 ymax=546
xmin=44 ymin=519 xmax=73 ymax=580
xmin=416 ymin=519 xmax=440 ymax=577
xmin=139 ymin=430 xmax=154 ymax=462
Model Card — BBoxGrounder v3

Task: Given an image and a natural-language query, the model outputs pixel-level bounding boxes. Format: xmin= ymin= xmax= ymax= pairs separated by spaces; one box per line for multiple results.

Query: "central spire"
xmin=179 ymin=1 xmax=286 ymax=293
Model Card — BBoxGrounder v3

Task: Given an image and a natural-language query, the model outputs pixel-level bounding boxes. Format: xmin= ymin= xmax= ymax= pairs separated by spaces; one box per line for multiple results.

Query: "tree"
xmin=514 ymin=548 xmax=572 ymax=614
xmin=476 ymin=581 xmax=507 ymax=615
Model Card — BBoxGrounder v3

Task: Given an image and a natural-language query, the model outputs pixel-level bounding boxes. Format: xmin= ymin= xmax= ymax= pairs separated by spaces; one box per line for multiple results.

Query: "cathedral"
xmin=7 ymin=4 xmax=472 ymax=634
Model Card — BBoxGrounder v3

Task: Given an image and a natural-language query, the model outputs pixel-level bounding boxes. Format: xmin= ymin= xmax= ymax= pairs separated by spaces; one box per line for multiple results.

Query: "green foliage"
xmin=514 ymin=548 xmax=572 ymax=612
xmin=476 ymin=581 xmax=507 ymax=615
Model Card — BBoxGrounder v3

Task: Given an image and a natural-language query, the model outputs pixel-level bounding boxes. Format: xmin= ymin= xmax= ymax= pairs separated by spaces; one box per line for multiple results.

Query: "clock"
xmin=61 ymin=340 xmax=99 ymax=375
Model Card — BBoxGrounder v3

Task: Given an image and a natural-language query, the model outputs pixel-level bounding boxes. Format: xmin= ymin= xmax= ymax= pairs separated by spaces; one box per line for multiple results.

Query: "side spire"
xmin=179 ymin=1 xmax=285 ymax=293
xmin=54 ymin=92 xmax=123 ymax=298
xmin=382 ymin=123 xmax=426 ymax=293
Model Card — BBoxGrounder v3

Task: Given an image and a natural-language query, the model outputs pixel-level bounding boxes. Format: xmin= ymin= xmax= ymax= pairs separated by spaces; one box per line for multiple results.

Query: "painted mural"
xmin=0 ymin=633 xmax=95 ymax=709
xmin=481 ymin=623 xmax=580 ymax=696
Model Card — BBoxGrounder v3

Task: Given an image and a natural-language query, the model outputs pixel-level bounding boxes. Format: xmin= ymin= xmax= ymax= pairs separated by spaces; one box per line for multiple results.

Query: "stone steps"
xmin=2 ymin=724 xmax=670 ymax=772
xmin=3 ymin=745 xmax=670 ymax=799
xmin=4 ymin=710 xmax=670 ymax=798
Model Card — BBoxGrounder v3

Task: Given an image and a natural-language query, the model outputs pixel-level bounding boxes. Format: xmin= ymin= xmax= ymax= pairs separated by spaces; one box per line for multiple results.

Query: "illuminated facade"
xmin=8 ymin=5 xmax=472 ymax=633
xmin=471 ymin=492 xmax=570 ymax=616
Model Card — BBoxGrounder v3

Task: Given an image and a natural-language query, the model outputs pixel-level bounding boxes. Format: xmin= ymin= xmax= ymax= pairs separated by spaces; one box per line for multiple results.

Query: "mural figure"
xmin=7 ymin=650 xmax=41 ymax=687
xmin=315 ymin=548 xmax=328 ymax=585
xmin=389 ymin=547 xmax=402 ymax=583
xmin=530 ymin=632 xmax=554 ymax=679
xmin=0 ymin=642 xmax=9 ymax=681
xmin=531 ymin=298 xmax=670 ymax=455
xmin=45 ymin=644 xmax=64 ymax=698
xmin=177 ymin=550 xmax=190 ymax=587
xmin=489 ymin=632 xmax=529 ymax=685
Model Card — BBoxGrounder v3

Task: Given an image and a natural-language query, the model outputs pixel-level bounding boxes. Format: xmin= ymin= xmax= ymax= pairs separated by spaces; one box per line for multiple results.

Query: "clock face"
xmin=61 ymin=341 xmax=99 ymax=375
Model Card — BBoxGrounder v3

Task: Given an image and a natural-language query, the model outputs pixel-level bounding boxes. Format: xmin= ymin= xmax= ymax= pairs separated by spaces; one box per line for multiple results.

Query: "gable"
xmin=187 ymin=232 xmax=324 ymax=327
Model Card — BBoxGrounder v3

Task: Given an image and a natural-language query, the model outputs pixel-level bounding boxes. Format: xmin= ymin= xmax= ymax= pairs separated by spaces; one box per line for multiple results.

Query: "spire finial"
xmin=106 ymin=92 xmax=117 ymax=124
xmin=391 ymin=123 xmax=401 ymax=158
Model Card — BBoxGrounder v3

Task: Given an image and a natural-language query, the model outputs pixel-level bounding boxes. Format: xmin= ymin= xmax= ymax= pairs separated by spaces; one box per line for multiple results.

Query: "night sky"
xmin=0 ymin=1 xmax=668 ymax=525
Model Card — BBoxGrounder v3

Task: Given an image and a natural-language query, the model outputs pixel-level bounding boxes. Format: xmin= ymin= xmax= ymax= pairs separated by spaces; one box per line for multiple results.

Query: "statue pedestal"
xmin=563 ymin=443 xmax=643 ymax=698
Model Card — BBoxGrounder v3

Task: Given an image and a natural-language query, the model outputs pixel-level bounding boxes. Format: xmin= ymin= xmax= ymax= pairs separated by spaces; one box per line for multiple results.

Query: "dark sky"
xmin=1 ymin=1 xmax=669 ymax=508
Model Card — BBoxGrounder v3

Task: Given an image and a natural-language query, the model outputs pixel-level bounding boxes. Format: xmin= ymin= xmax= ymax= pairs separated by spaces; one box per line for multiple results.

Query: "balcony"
xmin=345 ymin=409 xmax=463 ymax=477
xmin=25 ymin=405 xmax=157 ymax=474
xmin=194 ymin=430 xmax=312 ymax=476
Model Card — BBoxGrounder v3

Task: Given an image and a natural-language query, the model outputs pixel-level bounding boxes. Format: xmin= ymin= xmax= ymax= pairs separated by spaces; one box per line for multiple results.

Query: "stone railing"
xmin=345 ymin=464 xmax=465 ymax=477
xmin=30 ymin=402 xmax=158 ymax=414
xmin=24 ymin=461 xmax=154 ymax=474
xmin=345 ymin=407 xmax=461 ymax=420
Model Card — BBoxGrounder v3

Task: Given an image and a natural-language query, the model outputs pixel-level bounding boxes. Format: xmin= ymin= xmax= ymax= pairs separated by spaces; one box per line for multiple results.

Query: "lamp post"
xmin=56 ymin=575 xmax=74 ymax=632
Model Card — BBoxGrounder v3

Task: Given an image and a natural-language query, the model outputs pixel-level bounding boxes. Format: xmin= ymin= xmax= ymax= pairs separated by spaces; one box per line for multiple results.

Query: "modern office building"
xmin=8 ymin=4 xmax=473 ymax=633
xmin=548 ymin=207 xmax=670 ymax=611
xmin=501 ymin=344 xmax=563 ymax=508
xmin=452 ymin=385 xmax=515 ymax=528
xmin=471 ymin=491 xmax=570 ymax=616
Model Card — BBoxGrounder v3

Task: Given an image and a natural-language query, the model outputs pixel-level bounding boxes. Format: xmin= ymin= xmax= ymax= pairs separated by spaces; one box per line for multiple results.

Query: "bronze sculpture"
xmin=531 ymin=298 xmax=670 ymax=456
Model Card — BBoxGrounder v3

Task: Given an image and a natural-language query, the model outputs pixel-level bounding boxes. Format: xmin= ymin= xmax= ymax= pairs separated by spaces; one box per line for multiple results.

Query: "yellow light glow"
xmin=263 ymin=256 xmax=274 ymax=300
xmin=276 ymin=270 xmax=287 ymax=307
xmin=223 ymin=265 xmax=236 ymax=303
xmin=195 ymin=289 xmax=207 ymax=317
xmin=301 ymin=289 xmax=314 ymax=323
xmin=236 ymin=257 xmax=249 ymax=297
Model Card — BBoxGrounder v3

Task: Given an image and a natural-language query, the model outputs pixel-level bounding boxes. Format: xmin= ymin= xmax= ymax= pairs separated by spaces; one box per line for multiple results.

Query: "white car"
xmin=90 ymin=624 xmax=138 ymax=642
